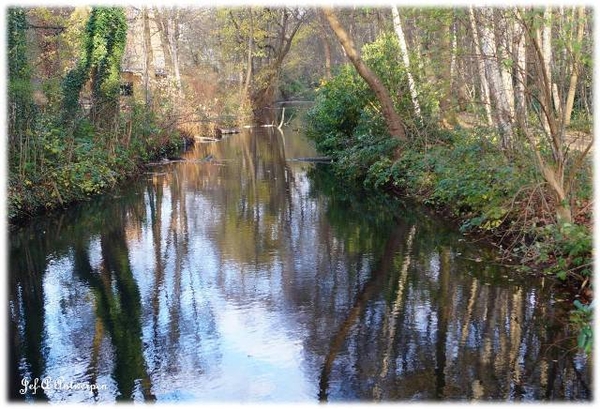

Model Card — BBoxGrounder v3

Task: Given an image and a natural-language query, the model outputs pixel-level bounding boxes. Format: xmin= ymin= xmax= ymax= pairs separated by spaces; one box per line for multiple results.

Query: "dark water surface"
xmin=8 ymin=126 xmax=591 ymax=402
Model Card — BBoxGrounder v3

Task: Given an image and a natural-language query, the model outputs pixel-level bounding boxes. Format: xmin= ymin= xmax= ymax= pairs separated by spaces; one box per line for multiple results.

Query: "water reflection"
xmin=9 ymin=125 xmax=591 ymax=402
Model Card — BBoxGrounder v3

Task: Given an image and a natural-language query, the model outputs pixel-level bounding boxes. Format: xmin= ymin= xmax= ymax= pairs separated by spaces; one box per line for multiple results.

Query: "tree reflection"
xmin=9 ymin=126 xmax=591 ymax=402
xmin=306 ymin=166 xmax=592 ymax=401
xmin=9 ymin=233 xmax=50 ymax=401
xmin=69 ymin=201 xmax=155 ymax=401
xmin=72 ymin=232 xmax=155 ymax=401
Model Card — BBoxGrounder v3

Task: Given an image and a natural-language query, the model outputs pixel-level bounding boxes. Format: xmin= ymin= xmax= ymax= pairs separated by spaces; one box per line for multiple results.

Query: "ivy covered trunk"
xmin=62 ymin=7 xmax=127 ymax=132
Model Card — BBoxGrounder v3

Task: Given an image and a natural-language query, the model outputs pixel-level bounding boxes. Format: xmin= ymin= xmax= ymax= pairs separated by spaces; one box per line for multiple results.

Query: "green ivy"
xmin=8 ymin=8 xmax=36 ymax=148
xmin=571 ymin=300 xmax=593 ymax=354
xmin=62 ymin=6 xmax=127 ymax=128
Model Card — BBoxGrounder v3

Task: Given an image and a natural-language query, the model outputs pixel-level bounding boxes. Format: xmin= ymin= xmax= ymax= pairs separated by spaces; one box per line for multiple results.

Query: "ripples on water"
xmin=9 ymin=124 xmax=591 ymax=402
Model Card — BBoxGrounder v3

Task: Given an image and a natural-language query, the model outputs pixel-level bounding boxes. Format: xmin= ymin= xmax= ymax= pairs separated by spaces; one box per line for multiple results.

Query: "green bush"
xmin=8 ymin=105 xmax=183 ymax=222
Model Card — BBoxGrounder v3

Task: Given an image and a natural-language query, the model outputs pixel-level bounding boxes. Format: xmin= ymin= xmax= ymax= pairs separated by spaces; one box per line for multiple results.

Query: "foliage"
xmin=8 ymin=8 xmax=36 ymax=152
xmin=8 ymin=6 xmax=191 ymax=224
xmin=307 ymin=33 xmax=439 ymax=147
xmin=530 ymin=222 xmax=593 ymax=282
xmin=360 ymin=33 xmax=439 ymax=133
xmin=571 ymin=300 xmax=593 ymax=355
xmin=387 ymin=135 xmax=534 ymax=233
xmin=9 ymin=108 xmax=183 ymax=222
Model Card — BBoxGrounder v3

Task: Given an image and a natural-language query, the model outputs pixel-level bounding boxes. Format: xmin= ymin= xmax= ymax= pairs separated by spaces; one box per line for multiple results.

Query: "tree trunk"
xmin=541 ymin=7 xmax=561 ymax=115
xmin=496 ymin=9 xmax=515 ymax=119
xmin=142 ymin=7 xmax=155 ymax=107
xmin=322 ymin=7 xmax=406 ymax=141
xmin=435 ymin=11 xmax=455 ymax=128
xmin=449 ymin=15 xmax=458 ymax=106
xmin=513 ymin=7 xmax=527 ymax=130
xmin=564 ymin=6 xmax=586 ymax=127
xmin=536 ymin=6 xmax=557 ymax=135
xmin=323 ymin=34 xmax=332 ymax=80
xmin=318 ymin=15 xmax=333 ymax=80
xmin=166 ymin=8 xmax=183 ymax=98
xmin=153 ymin=7 xmax=183 ymax=99
xmin=468 ymin=6 xmax=493 ymax=127
xmin=243 ymin=8 xmax=254 ymax=96
xmin=391 ymin=6 xmax=422 ymax=122
xmin=316 ymin=12 xmax=334 ymax=80
xmin=153 ymin=7 xmax=173 ymax=76
xmin=477 ymin=7 xmax=514 ymax=149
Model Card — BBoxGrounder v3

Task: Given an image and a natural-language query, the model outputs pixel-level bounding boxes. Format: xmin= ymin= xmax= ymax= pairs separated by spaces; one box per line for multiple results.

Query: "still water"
xmin=8 ymin=125 xmax=591 ymax=402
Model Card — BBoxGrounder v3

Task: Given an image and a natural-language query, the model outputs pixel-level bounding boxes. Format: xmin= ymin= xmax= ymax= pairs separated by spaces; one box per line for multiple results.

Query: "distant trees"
xmin=219 ymin=7 xmax=309 ymax=120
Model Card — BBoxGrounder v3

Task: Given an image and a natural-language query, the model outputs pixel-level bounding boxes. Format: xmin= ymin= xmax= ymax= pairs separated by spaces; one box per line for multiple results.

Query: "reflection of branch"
xmin=460 ymin=280 xmax=479 ymax=345
xmin=374 ymin=226 xmax=416 ymax=400
xmin=86 ymin=316 xmax=104 ymax=400
xmin=318 ymin=226 xmax=405 ymax=402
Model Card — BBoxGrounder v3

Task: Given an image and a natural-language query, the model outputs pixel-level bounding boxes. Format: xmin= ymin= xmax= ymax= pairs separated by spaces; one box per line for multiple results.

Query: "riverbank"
xmin=309 ymin=123 xmax=592 ymax=288
xmin=8 ymin=124 xmax=192 ymax=227
xmin=395 ymin=136 xmax=591 ymax=280
xmin=306 ymin=101 xmax=593 ymax=352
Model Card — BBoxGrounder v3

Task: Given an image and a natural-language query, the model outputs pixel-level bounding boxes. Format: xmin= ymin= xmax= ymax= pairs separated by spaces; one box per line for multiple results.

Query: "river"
xmin=8 ymin=121 xmax=592 ymax=402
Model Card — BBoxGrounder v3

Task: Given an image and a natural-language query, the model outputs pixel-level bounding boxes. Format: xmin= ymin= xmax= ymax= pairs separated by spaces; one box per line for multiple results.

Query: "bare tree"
xmin=516 ymin=8 xmax=592 ymax=224
xmin=468 ymin=6 xmax=493 ymax=126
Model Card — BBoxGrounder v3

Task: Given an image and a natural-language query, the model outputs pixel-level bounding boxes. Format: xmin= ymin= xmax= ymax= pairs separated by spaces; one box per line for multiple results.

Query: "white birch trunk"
xmin=450 ymin=17 xmax=457 ymax=98
xmin=167 ymin=8 xmax=183 ymax=98
xmin=478 ymin=7 xmax=514 ymax=148
xmin=564 ymin=6 xmax=586 ymax=127
xmin=468 ymin=6 xmax=493 ymax=127
xmin=391 ymin=5 xmax=422 ymax=121
xmin=496 ymin=9 xmax=515 ymax=118
xmin=513 ymin=7 xmax=527 ymax=129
